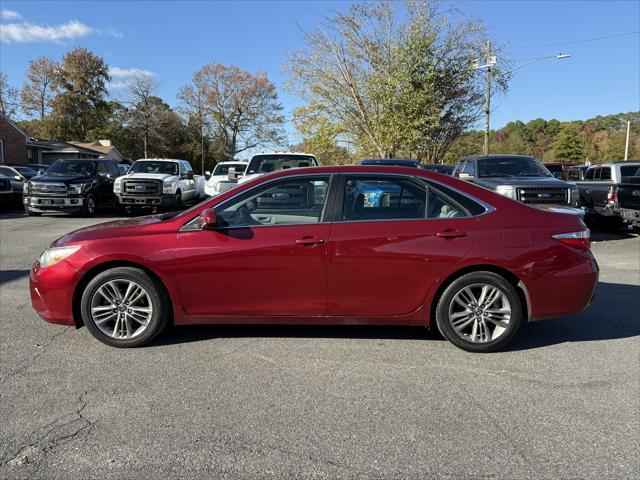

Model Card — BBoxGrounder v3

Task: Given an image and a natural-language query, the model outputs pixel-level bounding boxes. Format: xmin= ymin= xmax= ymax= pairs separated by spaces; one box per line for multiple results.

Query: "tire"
xmin=24 ymin=205 xmax=41 ymax=216
xmin=81 ymin=193 xmax=97 ymax=217
xmin=174 ymin=191 xmax=183 ymax=210
xmin=80 ymin=267 xmax=170 ymax=348
xmin=435 ymin=271 xmax=523 ymax=353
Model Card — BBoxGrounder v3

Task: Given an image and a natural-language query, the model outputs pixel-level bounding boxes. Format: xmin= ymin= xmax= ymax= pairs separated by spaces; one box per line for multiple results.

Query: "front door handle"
xmin=295 ymin=236 xmax=325 ymax=245
xmin=436 ymin=229 xmax=467 ymax=239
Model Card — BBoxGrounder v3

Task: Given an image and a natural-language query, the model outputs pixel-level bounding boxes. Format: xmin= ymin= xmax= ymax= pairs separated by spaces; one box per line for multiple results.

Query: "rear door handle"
xmin=436 ymin=229 xmax=467 ymax=239
xmin=295 ymin=236 xmax=325 ymax=245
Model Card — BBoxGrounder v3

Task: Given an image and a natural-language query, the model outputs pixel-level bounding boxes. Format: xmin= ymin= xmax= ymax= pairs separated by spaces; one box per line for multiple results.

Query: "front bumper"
xmin=30 ymin=259 xmax=81 ymax=326
xmin=116 ymin=193 xmax=176 ymax=208
xmin=24 ymin=195 xmax=84 ymax=212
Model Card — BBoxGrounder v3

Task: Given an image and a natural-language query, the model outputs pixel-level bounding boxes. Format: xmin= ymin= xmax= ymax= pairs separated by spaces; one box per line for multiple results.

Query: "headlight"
xmin=24 ymin=181 xmax=31 ymax=195
xmin=114 ymin=180 xmax=122 ymax=193
xmin=68 ymin=183 xmax=89 ymax=195
xmin=570 ymin=186 xmax=580 ymax=206
xmin=495 ymin=185 xmax=516 ymax=200
xmin=163 ymin=182 xmax=174 ymax=194
xmin=38 ymin=245 xmax=80 ymax=268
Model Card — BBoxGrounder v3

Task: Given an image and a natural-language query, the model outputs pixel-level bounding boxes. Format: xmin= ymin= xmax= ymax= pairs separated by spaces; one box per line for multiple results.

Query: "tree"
xmin=49 ymin=47 xmax=111 ymax=141
xmin=126 ymin=76 xmax=160 ymax=158
xmin=291 ymin=106 xmax=352 ymax=165
xmin=177 ymin=81 xmax=209 ymax=173
xmin=21 ymin=57 xmax=57 ymax=120
xmin=0 ymin=72 xmax=20 ymax=117
xmin=179 ymin=62 xmax=285 ymax=160
xmin=553 ymin=124 xmax=586 ymax=162
xmin=285 ymin=1 xmax=506 ymax=162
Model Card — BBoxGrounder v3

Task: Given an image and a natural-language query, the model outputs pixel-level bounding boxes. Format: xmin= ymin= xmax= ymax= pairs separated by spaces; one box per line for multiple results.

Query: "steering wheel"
xmin=235 ymin=205 xmax=261 ymax=226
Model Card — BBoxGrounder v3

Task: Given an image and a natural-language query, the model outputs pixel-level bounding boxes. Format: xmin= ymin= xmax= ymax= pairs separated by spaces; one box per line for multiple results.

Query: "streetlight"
xmin=474 ymin=43 xmax=571 ymax=155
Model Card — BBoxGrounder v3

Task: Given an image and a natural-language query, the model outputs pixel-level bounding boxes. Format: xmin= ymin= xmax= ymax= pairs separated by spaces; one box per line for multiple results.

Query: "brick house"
xmin=0 ymin=113 xmax=125 ymax=165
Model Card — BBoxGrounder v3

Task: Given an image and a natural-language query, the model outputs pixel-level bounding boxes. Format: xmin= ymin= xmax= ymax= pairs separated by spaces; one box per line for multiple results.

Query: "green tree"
xmin=553 ymin=124 xmax=586 ymax=162
xmin=49 ymin=47 xmax=111 ymax=141
xmin=285 ymin=1 xmax=508 ymax=162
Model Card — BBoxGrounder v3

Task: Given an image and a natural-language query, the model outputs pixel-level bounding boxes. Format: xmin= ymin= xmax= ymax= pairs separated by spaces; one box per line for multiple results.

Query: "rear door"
xmin=325 ymin=174 xmax=479 ymax=318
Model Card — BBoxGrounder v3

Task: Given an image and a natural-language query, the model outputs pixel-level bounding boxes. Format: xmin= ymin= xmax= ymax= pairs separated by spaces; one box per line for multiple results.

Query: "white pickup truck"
xmin=206 ymin=152 xmax=318 ymax=195
xmin=114 ymin=158 xmax=206 ymax=210
xmin=204 ymin=160 xmax=248 ymax=197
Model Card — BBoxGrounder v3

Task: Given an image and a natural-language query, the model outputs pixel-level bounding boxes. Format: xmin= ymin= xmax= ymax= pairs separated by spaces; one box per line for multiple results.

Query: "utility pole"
xmin=484 ymin=41 xmax=492 ymax=156
xmin=624 ymin=120 xmax=631 ymax=161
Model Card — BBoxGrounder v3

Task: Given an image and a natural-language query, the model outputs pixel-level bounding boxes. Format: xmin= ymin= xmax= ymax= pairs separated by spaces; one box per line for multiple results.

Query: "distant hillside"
xmin=444 ymin=112 xmax=639 ymax=164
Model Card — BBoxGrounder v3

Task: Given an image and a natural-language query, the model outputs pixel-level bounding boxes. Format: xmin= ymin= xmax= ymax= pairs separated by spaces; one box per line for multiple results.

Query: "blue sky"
xmin=1 ymin=0 xmax=638 ymax=145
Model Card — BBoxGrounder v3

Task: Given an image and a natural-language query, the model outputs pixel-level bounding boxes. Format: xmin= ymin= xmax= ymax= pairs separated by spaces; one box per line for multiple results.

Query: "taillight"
xmin=552 ymin=229 xmax=590 ymax=251
xmin=607 ymin=187 xmax=617 ymax=205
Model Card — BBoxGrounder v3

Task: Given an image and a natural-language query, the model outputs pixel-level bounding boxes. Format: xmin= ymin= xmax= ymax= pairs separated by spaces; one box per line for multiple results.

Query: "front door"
xmin=175 ymin=174 xmax=333 ymax=317
xmin=326 ymin=174 xmax=478 ymax=317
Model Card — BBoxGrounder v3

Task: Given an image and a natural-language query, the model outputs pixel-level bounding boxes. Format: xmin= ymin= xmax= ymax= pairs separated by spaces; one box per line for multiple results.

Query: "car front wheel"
xmin=80 ymin=267 xmax=169 ymax=347
xmin=435 ymin=272 xmax=523 ymax=353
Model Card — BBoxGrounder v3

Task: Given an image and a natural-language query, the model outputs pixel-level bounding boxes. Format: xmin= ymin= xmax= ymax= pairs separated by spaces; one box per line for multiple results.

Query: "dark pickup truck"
xmin=615 ymin=175 xmax=640 ymax=229
xmin=23 ymin=159 xmax=120 ymax=216
xmin=453 ymin=155 xmax=581 ymax=212
xmin=575 ymin=162 xmax=640 ymax=223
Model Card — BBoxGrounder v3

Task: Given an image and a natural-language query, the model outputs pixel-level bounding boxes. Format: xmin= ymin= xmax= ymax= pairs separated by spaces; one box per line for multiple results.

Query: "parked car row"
xmin=21 ymin=158 xmax=205 ymax=216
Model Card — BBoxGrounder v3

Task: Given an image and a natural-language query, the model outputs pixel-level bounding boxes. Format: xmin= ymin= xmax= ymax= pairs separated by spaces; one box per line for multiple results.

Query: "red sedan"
xmin=30 ymin=166 xmax=598 ymax=352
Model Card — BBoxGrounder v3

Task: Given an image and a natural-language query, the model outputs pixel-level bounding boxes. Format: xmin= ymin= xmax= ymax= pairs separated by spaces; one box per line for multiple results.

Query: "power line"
xmin=510 ymin=31 xmax=638 ymax=49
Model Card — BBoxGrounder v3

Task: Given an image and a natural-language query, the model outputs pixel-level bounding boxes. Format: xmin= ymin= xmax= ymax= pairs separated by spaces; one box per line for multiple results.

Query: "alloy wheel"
xmin=447 ymin=283 xmax=512 ymax=343
xmin=90 ymin=279 xmax=153 ymax=339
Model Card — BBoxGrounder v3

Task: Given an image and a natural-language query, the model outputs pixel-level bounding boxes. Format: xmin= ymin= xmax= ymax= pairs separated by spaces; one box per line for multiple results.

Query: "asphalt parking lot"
xmin=1 ymin=209 xmax=638 ymax=480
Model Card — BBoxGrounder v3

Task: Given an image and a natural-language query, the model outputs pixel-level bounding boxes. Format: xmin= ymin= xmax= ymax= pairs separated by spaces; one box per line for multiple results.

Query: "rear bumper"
xmin=30 ymin=259 xmax=80 ymax=326
xmin=616 ymin=207 xmax=640 ymax=226
xmin=526 ymin=253 xmax=599 ymax=321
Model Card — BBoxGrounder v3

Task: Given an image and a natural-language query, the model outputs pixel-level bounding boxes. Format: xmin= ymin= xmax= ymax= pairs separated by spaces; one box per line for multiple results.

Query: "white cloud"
xmin=0 ymin=20 xmax=93 ymax=43
xmin=109 ymin=67 xmax=155 ymax=79
xmin=1 ymin=9 xmax=22 ymax=20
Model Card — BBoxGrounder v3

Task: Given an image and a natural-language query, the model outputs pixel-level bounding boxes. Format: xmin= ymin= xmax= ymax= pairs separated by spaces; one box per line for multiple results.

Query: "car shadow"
xmin=590 ymin=229 xmax=638 ymax=242
xmin=151 ymin=281 xmax=639 ymax=351
xmin=0 ymin=269 xmax=31 ymax=285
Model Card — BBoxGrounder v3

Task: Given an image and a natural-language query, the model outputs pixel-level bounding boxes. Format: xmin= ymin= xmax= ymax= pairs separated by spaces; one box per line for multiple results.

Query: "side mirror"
xmin=459 ymin=173 xmax=474 ymax=181
xmin=204 ymin=171 xmax=211 ymax=180
xmin=201 ymin=208 xmax=217 ymax=229
xmin=187 ymin=171 xmax=194 ymax=180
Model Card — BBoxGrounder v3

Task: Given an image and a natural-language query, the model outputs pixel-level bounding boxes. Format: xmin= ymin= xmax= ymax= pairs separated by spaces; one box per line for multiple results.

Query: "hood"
xmin=53 ymin=214 xmax=176 ymax=245
xmin=32 ymin=174 xmax=94 ymax=185
xmin=475 ymin=176 xmax=571 ymax=189
xmin=120 ymin=172 xmax=176 ymax=181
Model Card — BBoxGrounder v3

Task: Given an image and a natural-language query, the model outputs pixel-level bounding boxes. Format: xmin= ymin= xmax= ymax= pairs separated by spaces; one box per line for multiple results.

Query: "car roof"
xmin=250 ymin=152 xmax=316 ymax=158
xmin=359 ymin=159 xmax=421 ymax=166
xmin=461 ymin=154 xmax=536 ymax=161
xmin=218 ymin=160 xmax=248 ymax=164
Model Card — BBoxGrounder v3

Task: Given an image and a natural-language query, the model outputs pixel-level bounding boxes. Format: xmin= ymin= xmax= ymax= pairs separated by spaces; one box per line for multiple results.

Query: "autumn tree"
xmin=49 ymin=47 xmax=111 ymax=141
xmin=179 ymin=62 xmax=285 ymax=160
xmin=285 ymin=1 xmax=506 ymax=162
xmin=0 ymin=72 xmax=20 ymax=117
xmin=125 ymin=75 xmax=161 ymax=158
xmin=21 ymin=57 xmax=58 ymax=120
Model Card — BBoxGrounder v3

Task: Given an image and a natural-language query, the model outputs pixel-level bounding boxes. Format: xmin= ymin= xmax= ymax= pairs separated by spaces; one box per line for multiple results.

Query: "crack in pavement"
xmin=0 ymin=328 xmax=71 ymax=385
xmin=1 ymin=390 xmax=97 ymax=477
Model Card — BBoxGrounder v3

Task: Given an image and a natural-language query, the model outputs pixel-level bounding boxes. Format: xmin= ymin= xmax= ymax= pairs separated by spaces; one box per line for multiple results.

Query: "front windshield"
xmin=46 ymin=160 xmax=97 ymax=176
xmin=247 ymin=155 xmax=317 ymax=174
xmin=213 ymin=163 xmax=247 ymax=176
xmin=15 ymin=167 xmax=38 ymax=178
xmin=129 ymin=161 xmax=178 ymax=175
xmin=478 ymin=157 xmax=551 ymax=178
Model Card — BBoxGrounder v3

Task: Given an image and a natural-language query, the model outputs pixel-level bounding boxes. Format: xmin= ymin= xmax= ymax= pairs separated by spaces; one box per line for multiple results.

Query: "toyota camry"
xmin=30 ymin=165 xmax=598 ymax=352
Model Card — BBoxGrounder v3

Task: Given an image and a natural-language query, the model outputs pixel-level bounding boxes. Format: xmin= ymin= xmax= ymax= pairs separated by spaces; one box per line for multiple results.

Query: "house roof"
xmin=0 ymin=112 xmax=31 ymax=140
xmin=68 ymin=141 xmax=125 ymax=160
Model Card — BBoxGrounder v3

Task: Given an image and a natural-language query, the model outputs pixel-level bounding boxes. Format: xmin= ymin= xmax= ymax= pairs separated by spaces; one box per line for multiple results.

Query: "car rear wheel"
xmin=80 ymin=267 xmax=169 ymax=347
xmin=435 ymin=272 xmax=523 ymax=353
